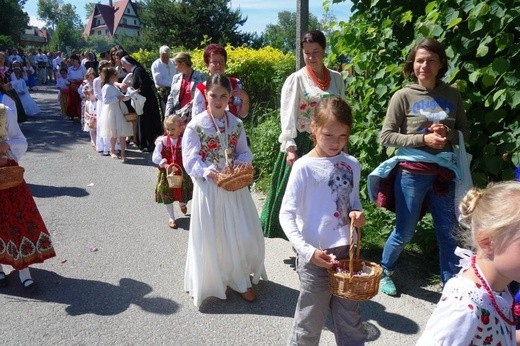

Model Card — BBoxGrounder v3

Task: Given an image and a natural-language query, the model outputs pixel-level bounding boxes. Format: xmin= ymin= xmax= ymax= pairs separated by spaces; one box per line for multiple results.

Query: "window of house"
xmin=123 ymin=18 xmax=127 ymax=24
xmin=134 ymin=20 xmax=137 ymax=25
xmin=97 ymin=30 xmax=101 ymax=35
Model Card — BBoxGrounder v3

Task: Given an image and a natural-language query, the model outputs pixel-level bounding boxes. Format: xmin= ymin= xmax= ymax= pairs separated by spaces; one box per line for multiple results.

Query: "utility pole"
xmin=295 ymin=0 xmax=309 ymax=70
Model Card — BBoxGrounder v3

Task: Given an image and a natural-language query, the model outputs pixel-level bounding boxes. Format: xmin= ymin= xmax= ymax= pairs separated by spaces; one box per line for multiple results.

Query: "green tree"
xmin=37 ymin=0 xmax=82 ymax=30
xmin=262 ymin=11 xmax=321 ymax=53
xmin=38 ymin=0 xmax=84 ymax=51
xmin=84 ymin=2 xmax=96 ymax=20
xmin=139 ymin=0 xmax=249 ymax=49
xmin=0 ymin=0 xmax=29 ymax=47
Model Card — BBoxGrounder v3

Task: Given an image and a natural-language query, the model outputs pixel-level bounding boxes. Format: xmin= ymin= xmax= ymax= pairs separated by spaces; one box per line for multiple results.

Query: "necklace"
xmin=208 ymin=111 xmax=231 ymax=162
xmin=306 ymin=65 xmax=331 ymax=91
xmin=471 ymin=256 xmax=516 ymax=326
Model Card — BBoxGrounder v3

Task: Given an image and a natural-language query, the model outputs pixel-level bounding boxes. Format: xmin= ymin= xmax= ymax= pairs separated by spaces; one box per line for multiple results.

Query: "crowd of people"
xmin=1 ymin=31 xmax=520 ymax=345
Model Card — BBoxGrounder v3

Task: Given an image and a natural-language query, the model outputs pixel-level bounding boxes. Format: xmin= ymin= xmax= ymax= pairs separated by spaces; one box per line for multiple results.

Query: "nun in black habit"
xmin=120 ymin=55 xmax=162 ymax=152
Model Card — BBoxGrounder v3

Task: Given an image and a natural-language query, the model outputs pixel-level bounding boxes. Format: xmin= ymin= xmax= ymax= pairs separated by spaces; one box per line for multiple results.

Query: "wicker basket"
xmin=0 ymin=165 xmax=25 ymax=190
xmin=166 ymin=163 xmax=183 ymax=188
xmin=215 ymin=163 xmax=254 ymax=191
xmin=328 ymin=224 xmax=382 ymax=301
xmin=124 ymin=112 xmax=138 ymax=122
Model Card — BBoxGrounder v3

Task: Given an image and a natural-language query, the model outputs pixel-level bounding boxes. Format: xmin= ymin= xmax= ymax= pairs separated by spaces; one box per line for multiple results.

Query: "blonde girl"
xmin=82 ymin=85 xmax=97 ymax=148
xmin=152 ymin=115 xmax=193 ymax=229
xmin=280 ymin=96 xmax=366 ymax=345
xmin=98 ymin=67 xmax=132 ymax=162
xmin=417 ymin=181 xmax=520 ymax=345
xmin=94 ymin=60 xmax=114 ymax=156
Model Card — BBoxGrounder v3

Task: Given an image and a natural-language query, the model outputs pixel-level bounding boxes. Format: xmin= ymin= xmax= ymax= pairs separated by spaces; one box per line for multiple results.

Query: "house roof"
xmin=83 ymin=0 xmax=137 ymax=37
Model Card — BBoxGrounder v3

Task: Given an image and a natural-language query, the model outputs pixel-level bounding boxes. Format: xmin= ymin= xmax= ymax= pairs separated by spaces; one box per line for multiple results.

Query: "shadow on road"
xmin=361 ymin=299 xmax=420 ymax=335
xmin=27 ymin=183 xmax=89 ymax=198
xmin=198 ymin=280 xmax=298 ymax=317
xmin=0 ymin=268 xmax=179 ymax=316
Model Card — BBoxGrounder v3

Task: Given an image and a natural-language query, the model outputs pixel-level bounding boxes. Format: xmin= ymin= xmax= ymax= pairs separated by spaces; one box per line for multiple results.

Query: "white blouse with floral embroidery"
xmin=278 ymin=67 xmax=345 ymax=152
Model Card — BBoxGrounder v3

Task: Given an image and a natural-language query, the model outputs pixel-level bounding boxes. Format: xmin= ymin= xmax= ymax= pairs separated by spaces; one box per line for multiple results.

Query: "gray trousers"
xmin=288 ymin=246 xmax=366 ymax=346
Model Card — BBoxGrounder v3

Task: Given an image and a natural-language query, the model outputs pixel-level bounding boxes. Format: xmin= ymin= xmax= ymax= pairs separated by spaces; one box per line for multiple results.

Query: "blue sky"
xmin=25 ymin=0 xmax=352 ymax=34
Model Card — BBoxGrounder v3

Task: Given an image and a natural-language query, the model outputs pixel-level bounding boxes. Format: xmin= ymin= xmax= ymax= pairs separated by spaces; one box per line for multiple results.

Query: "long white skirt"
xmin=18 ymin=92 xmax=40 ymax=116
xmin=184 ymin=177 xmax=267 ymax=307
xmin=99 ymin=101 xmax=133 ymax=138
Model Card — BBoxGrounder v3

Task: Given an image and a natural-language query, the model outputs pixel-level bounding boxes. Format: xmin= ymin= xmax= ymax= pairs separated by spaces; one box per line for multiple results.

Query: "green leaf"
xmin=400 ymin=10 xmax=413 ymax=24
xmin=491 ymin=58 xmax=510 ymax=75
xmin=493 ymin=89 xmax=507 ymax=109
xmin=495 ymin=33 xmax=513 ymax=53
xmin=447 ymin=17 xmax=462 ymax=29
xmin=510 ymin=91 xmax=520 ymax=109
xmin=469 ymin=71 xmax=481 ymax=84
xmin=476 ymin=43 xmax=489 ymax=57
xmin=425 ymin=2 xmax=437 ymax=13
xmin=512 ymin=151 xmax=520 ymax=166
xmin=468 ymin=17 xmax=484 ymax=33
xmin=482 ymin=73 xmax=496 ymax=88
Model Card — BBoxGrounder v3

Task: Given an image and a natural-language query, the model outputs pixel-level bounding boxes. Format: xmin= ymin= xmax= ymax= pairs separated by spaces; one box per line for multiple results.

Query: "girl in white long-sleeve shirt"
xmin=280 ymin=96 xmax=366 ymax=346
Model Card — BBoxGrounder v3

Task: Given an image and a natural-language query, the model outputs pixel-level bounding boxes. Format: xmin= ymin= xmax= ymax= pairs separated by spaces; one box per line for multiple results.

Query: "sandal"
xmin=110 ymin=152 xmax=118 ymax=159
xmin=240 ymin=288 xmax=256 ymax=302
xmin=0 ymin=272 xmax=7 ymax=287
xmin=168 ymin=220 xmax=177 ymax=229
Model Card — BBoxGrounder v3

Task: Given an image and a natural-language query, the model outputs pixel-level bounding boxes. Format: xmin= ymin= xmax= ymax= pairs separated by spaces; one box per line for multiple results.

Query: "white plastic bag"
xmin=454 ymin=130 xmax=473 ymax=219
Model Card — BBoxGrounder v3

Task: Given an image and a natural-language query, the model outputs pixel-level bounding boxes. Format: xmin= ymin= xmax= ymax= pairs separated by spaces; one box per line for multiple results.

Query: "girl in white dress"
xmin=99 ymin=67 xmax=132 ymax=162
xmin=11 ymin=68 xmax=40 ymax=116
xmin=82 ymin=85 xmax=97 ymax=148
xmin=182 ymin=74 xmax=267 ymax=307
xmin=94 ymin=60 xmax=114 ymax=155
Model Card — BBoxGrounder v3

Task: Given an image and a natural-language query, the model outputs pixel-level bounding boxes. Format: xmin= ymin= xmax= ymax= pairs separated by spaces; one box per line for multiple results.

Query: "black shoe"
xmin=0 ymin=272 xmax=7 ymax=287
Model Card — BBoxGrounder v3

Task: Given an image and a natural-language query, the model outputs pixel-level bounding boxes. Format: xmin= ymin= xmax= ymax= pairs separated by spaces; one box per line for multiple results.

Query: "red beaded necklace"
xmin=306 ymin=65 xmax=331 ymax=91
xmin=471 ymin=256 xmax=516 ymax=326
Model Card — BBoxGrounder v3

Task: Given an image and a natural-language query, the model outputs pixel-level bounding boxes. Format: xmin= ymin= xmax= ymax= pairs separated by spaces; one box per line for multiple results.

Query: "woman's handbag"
xmin=119 ymin=101 xmax=137 ymax=122
xmin=454 ymin=130 xmax=473 ymax=218
xmin=175 ymin=101 xmax=192 ymax=121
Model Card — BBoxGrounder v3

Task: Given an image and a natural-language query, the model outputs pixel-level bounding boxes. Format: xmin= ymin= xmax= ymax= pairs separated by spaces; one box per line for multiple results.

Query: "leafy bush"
xmin=129 ymin=45 xmax=295 ymax=111
xmin=247 ymin=108 xmax=281 ymax=191
xmin=131 ymin=48 xmax=161 ymax=70
xmin=191 ymin=45 xmax=295 ymax=109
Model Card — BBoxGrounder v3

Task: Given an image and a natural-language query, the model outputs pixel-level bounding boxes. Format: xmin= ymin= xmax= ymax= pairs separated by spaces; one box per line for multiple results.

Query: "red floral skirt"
xmin=0 ymin=160 xmax=56 ymax=269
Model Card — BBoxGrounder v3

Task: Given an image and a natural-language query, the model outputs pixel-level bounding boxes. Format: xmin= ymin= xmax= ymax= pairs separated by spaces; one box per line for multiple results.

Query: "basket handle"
xmin=348 ymin=219 xmax=361 ymax=275
xmin=166 ymin=163 xmax=183 ymax=177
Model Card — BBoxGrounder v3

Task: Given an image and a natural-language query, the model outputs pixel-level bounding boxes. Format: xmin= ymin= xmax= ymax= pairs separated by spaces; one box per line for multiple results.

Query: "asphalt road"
xmin=0 ymin=86 xmax=441 ymax=345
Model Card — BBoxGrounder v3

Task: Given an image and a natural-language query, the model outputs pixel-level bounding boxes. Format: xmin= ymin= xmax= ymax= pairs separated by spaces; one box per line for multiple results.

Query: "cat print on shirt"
xmin=328 ymin=162 xmax=354 ymax=228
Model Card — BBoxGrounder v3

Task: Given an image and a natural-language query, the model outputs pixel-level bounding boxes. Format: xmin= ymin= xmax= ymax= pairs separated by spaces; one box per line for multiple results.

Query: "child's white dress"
xmin=83 ymin=99 xmax=97 ymax=132
xmin=182 ymin=111 xmax=267 ymax=307
xmin=417 ymin=272 xmax=515 ymax=345
xmin=99 ymin=84 xmax=132 ymax=138
xmin=11 ymin=77 xmax=40 ymax=116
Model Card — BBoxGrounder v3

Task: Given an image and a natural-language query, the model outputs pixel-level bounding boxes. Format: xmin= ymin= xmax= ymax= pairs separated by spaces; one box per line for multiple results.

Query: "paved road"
xmin=0 ymin=86 xmax=440 ymax=345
